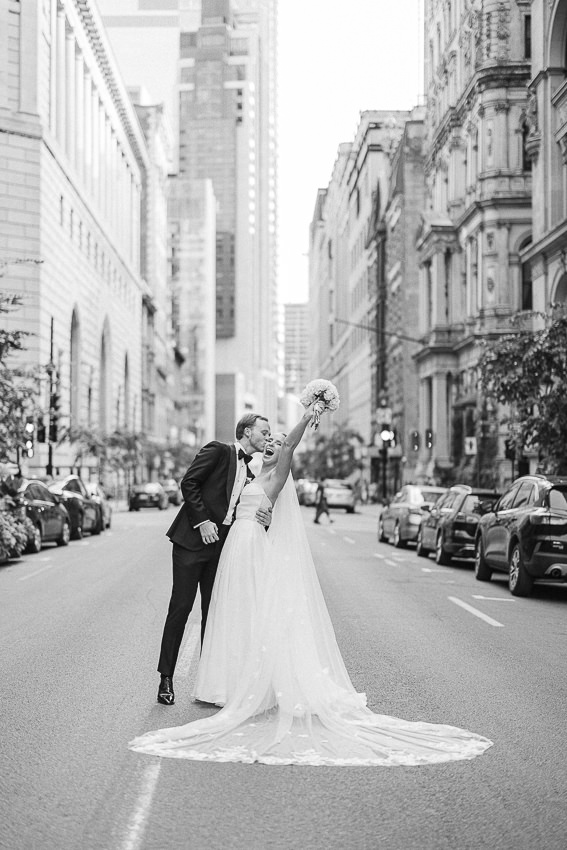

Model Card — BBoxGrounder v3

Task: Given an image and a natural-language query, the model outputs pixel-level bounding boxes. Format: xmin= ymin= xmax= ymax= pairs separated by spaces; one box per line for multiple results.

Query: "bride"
xmin=129 ymin=397 xmax=493 ymax=766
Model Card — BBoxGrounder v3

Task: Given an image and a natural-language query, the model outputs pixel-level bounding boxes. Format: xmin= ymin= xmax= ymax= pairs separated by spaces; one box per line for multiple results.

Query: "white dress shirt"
xmin=222 ymin=442 xmax=250 ymax=526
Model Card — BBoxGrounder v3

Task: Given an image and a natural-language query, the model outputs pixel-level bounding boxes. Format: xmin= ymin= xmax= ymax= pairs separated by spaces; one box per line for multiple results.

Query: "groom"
xmin=156 ymin=412 xmax=272 ymax=705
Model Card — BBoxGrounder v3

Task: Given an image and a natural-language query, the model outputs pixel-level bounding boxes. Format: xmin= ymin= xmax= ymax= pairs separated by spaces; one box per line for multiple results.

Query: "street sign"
xmin=464 ymin=436 xmax=477 ymax=455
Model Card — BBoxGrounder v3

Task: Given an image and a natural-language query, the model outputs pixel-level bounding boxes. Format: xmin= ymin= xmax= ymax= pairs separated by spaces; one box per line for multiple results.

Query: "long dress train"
xmin=129 ymin=477 xmax=493 ymax=766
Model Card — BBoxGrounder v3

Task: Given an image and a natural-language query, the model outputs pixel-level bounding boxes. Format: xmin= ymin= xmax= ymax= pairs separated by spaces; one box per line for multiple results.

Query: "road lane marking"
xmin=19 ymin=563 xmax=56 ymax=581
xmin=472 ymin=595 xmax=515 ymax=602
xmin=373 ymin=553 xmax=384 ymax=559
xmin=175 ymin=623 xmax=201 ymax=680
xmin=120 ymin=761 xmax=162 ymax=850
xmin=384 ymin=558 xmax=397 ymax=567
xmin=343 ymin=536 xmax=355 ymax=544
xmin=422 ymin=567 xmax=448 ymax=573
xmin=448 ymin=596 xmax=504 ymax=627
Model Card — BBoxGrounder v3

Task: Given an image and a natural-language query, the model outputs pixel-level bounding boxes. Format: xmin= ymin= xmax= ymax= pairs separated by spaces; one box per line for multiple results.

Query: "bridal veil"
xmin=129 ymin=476 xmax=493 ymax=765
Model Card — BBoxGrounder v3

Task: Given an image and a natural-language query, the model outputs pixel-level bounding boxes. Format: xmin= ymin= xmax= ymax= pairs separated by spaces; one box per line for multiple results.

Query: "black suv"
xmin=475 ymin=474 xmax=567 ymax=596
xmin=417 ymin=485 xmax=500 ymax=565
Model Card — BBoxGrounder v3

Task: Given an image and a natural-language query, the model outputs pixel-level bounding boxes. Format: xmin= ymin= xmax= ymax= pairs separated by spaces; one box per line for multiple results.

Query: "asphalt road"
xmin=1 ymin=502 xmax=566 ymax=850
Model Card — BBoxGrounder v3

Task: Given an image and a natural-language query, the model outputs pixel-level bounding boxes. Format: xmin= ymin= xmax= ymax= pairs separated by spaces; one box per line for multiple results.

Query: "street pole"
xmin=381 ymin=444 xmax=388 ymax=502
xmin=46 ymin=317 xmax=54 ymax=477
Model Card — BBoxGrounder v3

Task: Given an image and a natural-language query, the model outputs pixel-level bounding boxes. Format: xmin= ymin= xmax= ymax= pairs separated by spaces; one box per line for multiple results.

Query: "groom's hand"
xmin=199 ymin=520 xmax=219 ymax=544
xmin=255 ymin=506 xmax=272 ymax=527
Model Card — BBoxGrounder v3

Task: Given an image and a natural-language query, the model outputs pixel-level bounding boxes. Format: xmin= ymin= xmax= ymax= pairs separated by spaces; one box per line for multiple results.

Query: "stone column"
xmin=83 ymin=70 xmax=92 ymax=190
xmin=56 ymin=8 xmax=66 ymax=144
xmin=74 ymin=52 xmax=84 ymax=178
xmin=431 ymin=371 xmax=450 ymax=466
xmin=65 ymin=26 xmax=75 ymax=162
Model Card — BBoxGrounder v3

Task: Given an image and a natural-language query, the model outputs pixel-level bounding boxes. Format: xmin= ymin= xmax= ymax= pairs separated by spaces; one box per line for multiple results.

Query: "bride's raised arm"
xmin=267 ymin=405 xmax=321 ymax=499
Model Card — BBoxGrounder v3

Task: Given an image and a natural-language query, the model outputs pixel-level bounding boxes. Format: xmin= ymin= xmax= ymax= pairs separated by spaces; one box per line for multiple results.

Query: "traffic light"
xmin=24 ymin=419 xmax=35 ymax=458
xmin=379 ymin=424 xmax=395 ymax=445
xmin=425 ymin=428 xmax=433 ymax=449
xmin=504 ymin=438 xmax=516 ymax=461
xmin=410 ymin=430 xmax=420 ymax=452
xmin=37 ymin=416 xmax=46 ymax=443
xmin=49 ymin=391 xmax=60 ymax=442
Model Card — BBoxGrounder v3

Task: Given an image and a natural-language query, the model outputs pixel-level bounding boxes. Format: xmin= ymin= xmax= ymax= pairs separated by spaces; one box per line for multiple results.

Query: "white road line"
xmin=343 ymin=536 xmax=355 ymax=545
xmin=384 ymin=558 xmax=397 ymax=567
xmin=448 ymin=596 xmax=505 ymax=627
xmin=373 ymin=553 xmax=385 ymax=559
xmin=472 ymin=595 xmax=515 ymax=601
xmin=119 ymin=761 xmax=162 ymax=850
xmin=421 ymin=567 xmax=448 ymax=573
xmin=175 ymin=623 xmax=201 ymax=680
xmin=19 ymin=563 xmax=55 ymax=581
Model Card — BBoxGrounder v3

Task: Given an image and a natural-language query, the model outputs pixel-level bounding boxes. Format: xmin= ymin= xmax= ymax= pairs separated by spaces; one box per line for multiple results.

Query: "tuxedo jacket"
xmin=166 ymin=441 xmax=249 ymax=551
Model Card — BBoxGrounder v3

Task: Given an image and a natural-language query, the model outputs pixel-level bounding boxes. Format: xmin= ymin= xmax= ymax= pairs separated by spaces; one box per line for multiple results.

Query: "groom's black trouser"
xmin=157 ymin=528 xmax=230 ymax=677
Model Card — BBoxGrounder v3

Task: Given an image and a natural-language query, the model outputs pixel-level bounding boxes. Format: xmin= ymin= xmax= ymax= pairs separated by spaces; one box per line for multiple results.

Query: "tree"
xmin=478 ymin=308 xmax=567 ymax=474
xmin=0 ymin=295 xmax=40 ymax=463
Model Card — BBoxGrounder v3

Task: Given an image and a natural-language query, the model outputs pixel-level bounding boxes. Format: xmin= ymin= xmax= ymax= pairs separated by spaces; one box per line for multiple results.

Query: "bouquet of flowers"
xmin=299 ymin=379 xmax=340 ymax=430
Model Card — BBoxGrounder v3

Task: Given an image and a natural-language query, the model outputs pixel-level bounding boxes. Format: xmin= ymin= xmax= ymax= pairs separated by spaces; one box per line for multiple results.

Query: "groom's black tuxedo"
xmin=166 ymin=441 xmax=247 ymax=550
xmin=158 ymin=441 xmax=252 ymax=676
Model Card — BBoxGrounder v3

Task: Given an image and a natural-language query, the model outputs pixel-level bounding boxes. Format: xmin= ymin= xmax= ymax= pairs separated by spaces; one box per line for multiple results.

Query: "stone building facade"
xmin=168 ymin=176 xmax=217 ymax=449
xmin=524 ymin=1 xmax=567 ymax=314
xmin=309 ymin=113 xmax=408 ymax=454
xmin=416 ymin=0 xmax=533 ymax=488
xmin=367 ymin=107 xmax=427 ymax=492
xmin=0 ymin=0 xmax=148 ymax=479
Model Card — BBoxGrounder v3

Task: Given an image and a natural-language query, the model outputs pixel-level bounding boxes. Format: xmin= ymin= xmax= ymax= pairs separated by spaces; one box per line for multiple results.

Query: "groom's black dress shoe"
xmin=157 ymin=676 xmax=175 ymax=705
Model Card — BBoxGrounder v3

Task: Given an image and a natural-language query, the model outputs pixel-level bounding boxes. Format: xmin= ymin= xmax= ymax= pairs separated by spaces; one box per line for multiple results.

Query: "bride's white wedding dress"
xmin=129 ymin=477 xmax=493 ymax=766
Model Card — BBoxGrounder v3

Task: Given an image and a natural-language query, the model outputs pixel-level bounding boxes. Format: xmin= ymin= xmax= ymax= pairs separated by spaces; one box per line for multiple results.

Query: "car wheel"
xmin=106 ymin=514 xmax=112 ymax=529
xmin=346 ymin=506 xmax=355 ymax=514
xmin=435 ymin=533 xmax=452 ymax=566
xmin=393 ymin=522 xmax=406 ymax=548
xmin=509 ymin=543 xmax=533 ymax=597
xmin=416 ymin=527 xmax=429 ymax=558
xmin=57 ymin=521 xmax=70 ymax=547
xmin=27 ymin=524 xmax=42 ymax=554
xmin=474 ymin=538 xmax=492 ymax=582
xmin=71 ymin=516 xmax=84 ymax=540
xmin=378 ymin=517 xmax=387 ymax=543
xmin=91 ymin=512 xmax=102 ymax=535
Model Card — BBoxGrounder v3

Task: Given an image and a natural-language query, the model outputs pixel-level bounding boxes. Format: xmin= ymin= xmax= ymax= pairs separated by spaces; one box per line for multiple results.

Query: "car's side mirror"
xmin=421 ymin=504 xmax=431 ymax=513
xmin=478 ymin=499 xmax=495 ymax=515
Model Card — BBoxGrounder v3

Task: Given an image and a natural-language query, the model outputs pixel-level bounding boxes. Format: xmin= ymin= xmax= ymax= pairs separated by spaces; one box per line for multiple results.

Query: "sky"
xmin=277 ymin=0 xmax=423 ymax=304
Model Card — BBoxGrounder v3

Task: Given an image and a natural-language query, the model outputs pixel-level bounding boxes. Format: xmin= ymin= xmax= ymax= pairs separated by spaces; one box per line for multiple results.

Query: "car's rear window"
xmin=548 ymin=488 xmax=567 ymax=511
xmin=421 ymin=490 xmax=443 ymax=504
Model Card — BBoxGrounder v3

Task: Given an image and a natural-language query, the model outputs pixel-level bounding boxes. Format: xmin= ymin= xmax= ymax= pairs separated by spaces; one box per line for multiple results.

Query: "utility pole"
xmin=46 ymin=317 xmax=55 ymax=477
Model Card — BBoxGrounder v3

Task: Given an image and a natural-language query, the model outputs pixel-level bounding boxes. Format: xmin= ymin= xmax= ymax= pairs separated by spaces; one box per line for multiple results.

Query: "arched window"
xmin=553 ymin=273 xmax=567 ymax=304
xmin=69 ymin=309 xmax=80 ymax=427
xmin=99 ymin=323 xmax=111 ymax=434
xmin=124 ymin=354 xmax=130 ymax=430
xmin=519 ymin=236 xmax=533 ymax=310
xmin=522 ymin=122 xmax=532 ymax=172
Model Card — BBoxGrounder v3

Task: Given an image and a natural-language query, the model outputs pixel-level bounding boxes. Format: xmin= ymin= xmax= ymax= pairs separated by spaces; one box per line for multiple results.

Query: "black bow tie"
xmin=238 ymin=448 xmax=253 ymax=465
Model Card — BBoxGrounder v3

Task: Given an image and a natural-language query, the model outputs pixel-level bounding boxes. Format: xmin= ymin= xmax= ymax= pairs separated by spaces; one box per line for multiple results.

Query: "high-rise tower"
xmin=179 ymin=0 xmax=278 ymax=435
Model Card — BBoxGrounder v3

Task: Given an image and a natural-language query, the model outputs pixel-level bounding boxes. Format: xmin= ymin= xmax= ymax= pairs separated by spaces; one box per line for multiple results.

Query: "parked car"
xmin=48 ymin=475 xmax=102 ymax=539
xmin=323 ymin=479 xmax=357 ymax=513
xmin=296 ymin=479 xmax=318 ymax=506
xmin=129 ymin=482 xmax=169 ymax=511
xmin=475 ymin=473 xmax=567 ymax=596
xmin=85 ymin=482 xmax=113 ymax=530
xmin=5 ymin=479 xmax=70 ymax=553
xmin=379 ymin=484 xmax=446 ymax=547
xmin=162 ymin=478 xmax=182 ymax=506
xmin=417 ymin=485 xmax=500 ymax=564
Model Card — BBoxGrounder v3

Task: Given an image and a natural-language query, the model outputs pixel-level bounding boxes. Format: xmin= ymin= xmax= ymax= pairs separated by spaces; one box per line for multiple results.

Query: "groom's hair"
xmin=235 ymin=413 xmax=268 ymax=439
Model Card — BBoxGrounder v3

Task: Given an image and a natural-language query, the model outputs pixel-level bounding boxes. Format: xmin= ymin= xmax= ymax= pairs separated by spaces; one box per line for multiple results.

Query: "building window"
xmin=524 ymin=15 xmax=532 ymax=59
